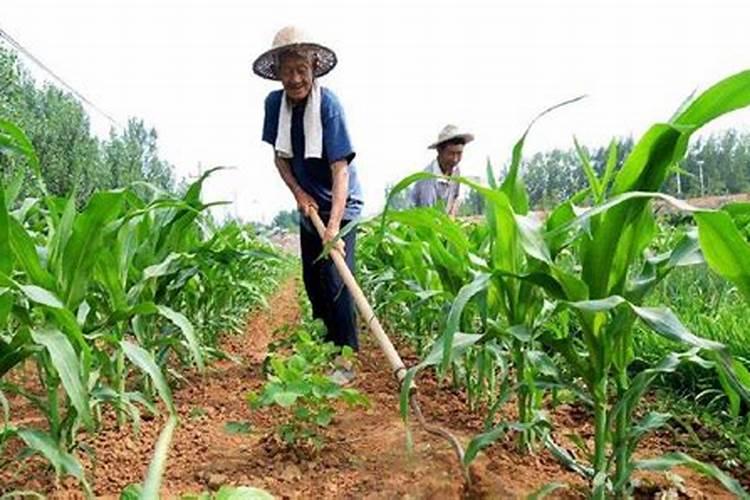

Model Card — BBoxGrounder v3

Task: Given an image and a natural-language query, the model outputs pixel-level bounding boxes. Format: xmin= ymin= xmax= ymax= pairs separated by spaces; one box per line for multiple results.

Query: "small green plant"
xmin=223 ymin=420 xmax=252 ymax=435
xmin=248 ymin=330 xmax=368 ymax=449
xmin=123 ymin=484 xmax=273 ymax=500
xmin=183 ymin=485 xmax=274 ymax=500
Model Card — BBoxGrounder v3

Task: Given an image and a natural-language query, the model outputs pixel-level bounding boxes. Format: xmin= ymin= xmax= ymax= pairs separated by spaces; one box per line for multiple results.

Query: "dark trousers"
xmin=299 ymin=216 xmax=358 ymax=351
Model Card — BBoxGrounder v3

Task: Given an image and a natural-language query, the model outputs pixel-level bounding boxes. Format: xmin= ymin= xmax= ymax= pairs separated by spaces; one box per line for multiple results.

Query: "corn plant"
xmin=693 ymin=202 xmax=750 ymax=417
xmin=638 ymin=247 xmax=750 ymax=400
xmin=1 ymin=118 xmax=287 ymax=493
xmin=380 ymin=98 xmax=587 ymax=453
xmin=358 ymin=215 xmax=472 ymax=355
xmin=523 ymin=70 xmax=750 ymax=497
xmin=369 ymin=70 xmax=750 ymax=497
xmin=695 ymin=202 xmax=750 ymax=304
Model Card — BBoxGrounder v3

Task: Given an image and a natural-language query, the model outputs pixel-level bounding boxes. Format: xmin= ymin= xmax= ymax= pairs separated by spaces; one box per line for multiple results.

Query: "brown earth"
xmin=653 ymin=192 xmax=750 ymax=212
xmin=0 ymin=277 xmax=742 ymax=499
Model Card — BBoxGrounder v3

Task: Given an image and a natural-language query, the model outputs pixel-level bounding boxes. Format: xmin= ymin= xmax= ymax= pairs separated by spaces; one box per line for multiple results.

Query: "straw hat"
xmin=428 ymin=124 xmax=475 ymax=149
xmin=252 ymin=26 xmax=337 ymax=81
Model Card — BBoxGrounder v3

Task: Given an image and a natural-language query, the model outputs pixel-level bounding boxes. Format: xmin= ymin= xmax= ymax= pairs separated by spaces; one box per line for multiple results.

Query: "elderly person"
xmin=411 ymin=124 xmax=474 ymax=217
xmin=254 ymin=26 xmax=363 ymax=383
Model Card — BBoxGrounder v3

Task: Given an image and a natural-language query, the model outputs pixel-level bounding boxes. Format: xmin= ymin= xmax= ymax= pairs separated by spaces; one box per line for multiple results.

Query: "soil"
xmin=0 ymin=277 xmax=743 ymax=499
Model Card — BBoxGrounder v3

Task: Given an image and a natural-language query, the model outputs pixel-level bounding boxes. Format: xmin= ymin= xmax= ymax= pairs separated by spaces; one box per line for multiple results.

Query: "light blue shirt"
xmin=411 ymin=160 xmax=461 ymax=210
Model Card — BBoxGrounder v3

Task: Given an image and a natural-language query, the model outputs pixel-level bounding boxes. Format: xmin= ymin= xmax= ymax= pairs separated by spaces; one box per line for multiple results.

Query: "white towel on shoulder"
xmin=275 ymin=81 xmax=323 ymax=160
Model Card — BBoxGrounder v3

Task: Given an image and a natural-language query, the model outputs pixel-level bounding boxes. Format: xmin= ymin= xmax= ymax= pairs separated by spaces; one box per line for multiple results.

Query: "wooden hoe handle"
xmin=307 ymin=209 xmax=469 ymax=483
xmin=307 ymin=210 xmax=408 ymax=383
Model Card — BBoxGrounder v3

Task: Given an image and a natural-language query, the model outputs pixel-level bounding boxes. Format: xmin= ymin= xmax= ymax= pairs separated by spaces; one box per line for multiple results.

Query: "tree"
xmin=271 ymin=209 xmax=299 ymax=231
xmin=0 ymin=46 xmax=177 ymax=205
xmin=458 ymin=188 xmax=485 ymax=216
xmin=1 ymin=49 xmax=102 ymax=201
xmin=102 ymin=118 xmax=175 ymax=194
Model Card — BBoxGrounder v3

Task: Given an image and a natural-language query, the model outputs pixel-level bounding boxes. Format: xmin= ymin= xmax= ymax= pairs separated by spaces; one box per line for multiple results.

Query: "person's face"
xmin=278 ymin=53 xmax=314 ymax=104
xmin=437 ymin=143 xmax=464 ymax=173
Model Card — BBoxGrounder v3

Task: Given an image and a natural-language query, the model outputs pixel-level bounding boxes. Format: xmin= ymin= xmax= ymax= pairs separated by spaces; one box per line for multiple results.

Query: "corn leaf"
xmin=632 ymin=452 xmax=748 ymax=499
xmin=141 ymin=415 xmax=178 ymax=499
xmin=156 ymin=306 xmax=204 ymax=371
xmin=121 ymin=340 xmax=175 ymax=413
xmin=31 ymin=328 xmax=93 ymax=429
xmin=695 ymin=210 xmax=750 ymax=302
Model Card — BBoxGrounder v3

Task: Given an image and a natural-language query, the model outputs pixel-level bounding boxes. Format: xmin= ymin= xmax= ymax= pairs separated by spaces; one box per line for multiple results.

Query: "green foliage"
xmin=0 ymin=118 xmax=288 ymax=493
xmin=124 ymin=483 xmax=275 ymax=500
xmin=457 ymin=188 xmax=485 ymax=216
xmin=640 ymin=260 xmax=750 ymax=392
xmin=384 ymin=182 xmax=411 ymax=210
xmin=141 ymin=415 xmax=178 ymax=499
xmin=523 ymin=137 xmax=633 ymax=208
xmin=270 ymin=209 xmax=299 ymax=232
xmin=178 ymin=485 xmax=274 ymax=500
xmin=248 ymin=327 xmax=368 ymax=449
xmin=696 ymin=205 xmax=750 ymax=302
xmin=0 ymin=47 xmax=175 ymax=206
xmin=365 ymin=70 xmax=750 ymax=498
xmin=224 ymin=421 xmax=253 ymax=435
xmin=523 ymin=128 xmax=750 ymax=209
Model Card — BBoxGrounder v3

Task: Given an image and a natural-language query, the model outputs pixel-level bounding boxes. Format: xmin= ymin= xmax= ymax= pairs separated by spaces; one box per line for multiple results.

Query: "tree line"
xmin=3 ymin=44 xmax=747 ymax=224
xmin=0 ymin=46 xmax=176 ymax=204
xmin=523 ymin=130 xmax=750 ymax=208
xmin=380 ymin=128 xmax=750 ymax=220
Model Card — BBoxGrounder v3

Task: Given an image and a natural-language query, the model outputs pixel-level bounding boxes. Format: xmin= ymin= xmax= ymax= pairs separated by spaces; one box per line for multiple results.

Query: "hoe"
xmin=308 ymin=209 xmax=470 ymax=484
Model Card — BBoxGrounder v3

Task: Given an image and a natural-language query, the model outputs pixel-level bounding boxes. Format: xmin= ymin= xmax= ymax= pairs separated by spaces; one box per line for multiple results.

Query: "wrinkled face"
xmin=278 ymin=52 xmax=314 ymax=104
xmin=437 ymin=143 xmax=464 ymax=173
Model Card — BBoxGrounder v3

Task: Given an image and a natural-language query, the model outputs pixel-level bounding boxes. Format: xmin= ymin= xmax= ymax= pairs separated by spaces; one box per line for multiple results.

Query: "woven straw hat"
xmin=252 ymin=26 xmax=337 ymax=81
xmin=428 ymin=124 xmax=475 ymax=149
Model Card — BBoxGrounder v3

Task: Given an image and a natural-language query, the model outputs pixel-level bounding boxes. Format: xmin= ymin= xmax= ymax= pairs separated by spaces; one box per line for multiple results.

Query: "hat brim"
xmin=252 ymin=42 xmax=337 ymax=81
xmin=428 ymin=133 xmax=475 ymax=149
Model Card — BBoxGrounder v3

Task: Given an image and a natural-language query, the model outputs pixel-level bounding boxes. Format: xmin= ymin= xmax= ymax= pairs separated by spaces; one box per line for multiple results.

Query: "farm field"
xmin=0 ymin=276 xmax=741 ymax=499
xmin=2 ymin=44 xmax=750 ymax=500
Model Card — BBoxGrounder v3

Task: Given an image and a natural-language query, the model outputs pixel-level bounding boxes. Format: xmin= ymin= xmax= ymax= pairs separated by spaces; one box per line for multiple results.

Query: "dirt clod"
xmin=207 ymin=473 xmax=228 ymax=490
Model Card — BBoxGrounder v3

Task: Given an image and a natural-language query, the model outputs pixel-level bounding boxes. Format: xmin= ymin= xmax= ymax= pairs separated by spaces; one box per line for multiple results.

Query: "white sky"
xmin=2 ymin=0 xmax=750 ymax=223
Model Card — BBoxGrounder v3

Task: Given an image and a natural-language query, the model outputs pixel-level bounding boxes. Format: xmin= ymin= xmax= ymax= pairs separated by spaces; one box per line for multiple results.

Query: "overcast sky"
xmin=2 ymin=0 xmax=749 ymax=222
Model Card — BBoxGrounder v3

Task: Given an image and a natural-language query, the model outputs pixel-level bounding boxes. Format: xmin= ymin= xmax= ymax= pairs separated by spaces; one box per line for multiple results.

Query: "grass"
xmin=638 ymin=265 xmax=750 ymax=398
xmin=648 ymin=265 xmax=750 ymax=359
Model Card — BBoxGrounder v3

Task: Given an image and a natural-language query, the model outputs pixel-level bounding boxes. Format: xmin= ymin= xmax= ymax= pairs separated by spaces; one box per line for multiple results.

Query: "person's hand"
xmin=323 ymin=224 xmax=346 ymax=257
xmin=294 ymin=190 xmax=318 ymax=217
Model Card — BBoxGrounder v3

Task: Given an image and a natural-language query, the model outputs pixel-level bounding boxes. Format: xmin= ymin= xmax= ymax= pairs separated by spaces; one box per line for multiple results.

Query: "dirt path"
xmin=1 ymin=277 xmax=739 ymax=499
